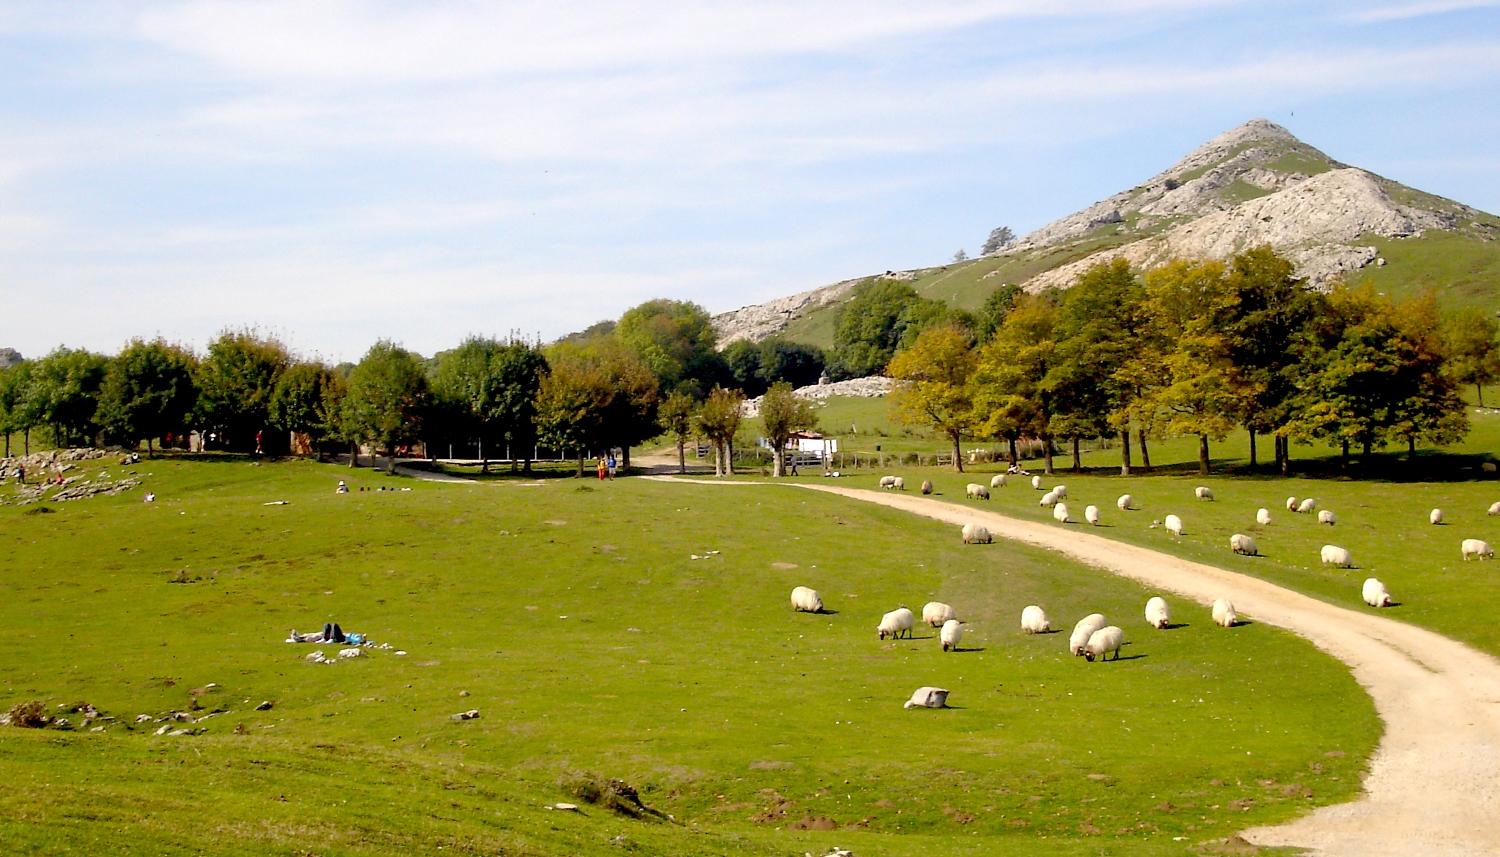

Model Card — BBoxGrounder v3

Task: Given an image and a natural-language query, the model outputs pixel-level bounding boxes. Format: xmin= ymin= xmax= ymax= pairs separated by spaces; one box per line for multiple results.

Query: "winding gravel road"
xmin=657 ymin=477 xmax=1500 ymax=856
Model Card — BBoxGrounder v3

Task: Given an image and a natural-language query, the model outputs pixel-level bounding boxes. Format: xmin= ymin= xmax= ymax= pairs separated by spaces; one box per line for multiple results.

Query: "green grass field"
xmin=0 ymin=454 xmax=1378 ymax=855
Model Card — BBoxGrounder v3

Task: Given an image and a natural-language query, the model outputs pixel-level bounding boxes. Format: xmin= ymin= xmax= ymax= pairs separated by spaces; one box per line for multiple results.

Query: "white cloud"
xmin=1346 ymin=0 xmax=1500 ymax=23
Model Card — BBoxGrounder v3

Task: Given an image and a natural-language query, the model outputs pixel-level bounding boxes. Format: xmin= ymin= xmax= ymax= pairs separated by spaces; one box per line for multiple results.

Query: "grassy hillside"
xmin=0 ymin=454 xmax=1376 ymax=855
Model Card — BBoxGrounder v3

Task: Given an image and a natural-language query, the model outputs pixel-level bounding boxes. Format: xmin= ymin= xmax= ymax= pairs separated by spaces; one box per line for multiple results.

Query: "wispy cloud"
xmin=1346 ymin=0 xmax=1500 ymax=23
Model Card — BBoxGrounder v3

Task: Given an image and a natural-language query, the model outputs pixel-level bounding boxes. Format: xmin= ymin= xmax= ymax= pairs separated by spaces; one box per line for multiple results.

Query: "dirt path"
xmin=652 ymin=477 xmax=1500 ymax=856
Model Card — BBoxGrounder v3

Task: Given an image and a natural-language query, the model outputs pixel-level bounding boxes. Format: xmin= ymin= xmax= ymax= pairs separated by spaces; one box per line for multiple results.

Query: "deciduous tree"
xmin=342 ymin=341 xmax=431 ymax=472
xmin=695 ymin=387 xmax=744 ymax=477
xmin=96 ymin=339 xmax=199 ymax=456
xmin=760 ymin=382 xmax=819 ymax=477
xmin=887 ymin=324 xmax=978 ymax=472
xmin=195 ymin=329 xmax=289 ymax=450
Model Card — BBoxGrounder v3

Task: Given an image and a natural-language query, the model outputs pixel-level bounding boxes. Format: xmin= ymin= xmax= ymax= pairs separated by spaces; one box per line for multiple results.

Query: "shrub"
xmin=6 ymin=699 xmax=48 ymax=728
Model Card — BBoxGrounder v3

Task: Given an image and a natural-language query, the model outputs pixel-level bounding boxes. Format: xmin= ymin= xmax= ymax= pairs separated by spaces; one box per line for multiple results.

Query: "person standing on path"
xmin=597 ymin=456 xmax=607 ymax=481
xmin=606 ymin=452 xmax=617 ymax=479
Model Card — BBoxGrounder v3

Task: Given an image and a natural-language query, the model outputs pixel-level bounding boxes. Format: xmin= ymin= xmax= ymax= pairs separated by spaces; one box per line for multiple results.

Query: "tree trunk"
xmin=25 ymin=428 xmax=30 ymax=455
xmin=1119 ymin=429 xmax=1132 ymax=476
xmin=952 ymin=433 xmax=964 ymax=473
xmin=480 ymin=435 xmax=487 ymax=474
xmin=1043 ymin=436 xmax=1054 ymax=475
xmin=773 ymin=444 xmax=786 ymax=477
xmin=623 ymin=447 xmax=631 ymax=471
xmin=1480 ymin=383 xmax=1485 ymax=408
xmin=1280 ymin=436 xmax=1290 ymax=477
xmin=677 ymin=440 xmax=686 ymax=474
xmin=349 ymin=442 xmax=357 ymax=467
xmin=1340 ymin=439 xmax=1350 ymax=469
xmin=1138 ymin=430 xmax=1152 ymax=472
xmin=1198 ymin=434 xmax=1210 ymax=475
xmin=1247 ymin=428 xmax=1256 ymax=470
xmin=3 ymin=432 xmax=8 ymax=457
xmin=1071 ymin=437 xmax=1081 ymax=473
xmin=1008 ymin=437 xmax=1018 ymax=467
xmin=725 ymin=438 xmax=735 ymax=475
xmin=1362 ymin=438 xmax=1372 ymax=459
xmin=147 ymin=437 xmax=154 ymax=459
xmin=1409 ymin=436 xmax=1417 ymax=459
xmin=576 ymin=451 xmax=586 ymax=478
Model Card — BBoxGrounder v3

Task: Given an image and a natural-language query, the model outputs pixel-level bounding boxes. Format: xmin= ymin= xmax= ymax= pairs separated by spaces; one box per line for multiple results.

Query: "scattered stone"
xmin=337 ymin=648 xmax=363 ymax=659
xmin=450 ymin=709 xmax=480 ymax=722
xmin=254 ymin=701 xmax=273 ymax=711
xmin=554 ymin=802 xmax=579 ymax=811
xmin=154 ymin=724 xmax=171 ymax=736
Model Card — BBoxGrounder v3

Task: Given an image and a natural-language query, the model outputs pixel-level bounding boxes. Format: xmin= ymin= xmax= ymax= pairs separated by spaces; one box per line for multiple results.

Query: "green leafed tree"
xmin=657 ymin=390 xmax=698 ymax=474
xmin=536 ymin=340 xmax=660 ymax=475
xmin=981 ymin=226 xmax=1015 ymax=255
xmin=760 ymin=382 xmax=819 ymax=477
xmin=27 ymin=347 xmax=109 ymax=447
xmin=270 ymin=361 xmax=344 ymax=458
xmin=829 ymin=280 xmax=928 ymax=378
xmin=1049 ymin=260 xmax=1144 ymax=473
xmin=615 ymin=299 xmax=724 ymax=398
xmin=971 ymin=294 xmax=1059 ymax=472
xmin=887 ymin=323 xmax=979 ymax=472
xmin=95 ymin=339 xmax=199 ymax=456
xmin=1442 ymin=306 xmax=1500 ymax=407
xmin=0 ymin=361 xmax=35 ymax=456
xmin=342 ymin=341 xmax=431 ymax=472
xmin=694 ymin=387 xmax=744 ymax=477
xmin=434 ymin=336 xmax=548 ymax=472
xmin=195 ymin=329 xmax=289 ymax=450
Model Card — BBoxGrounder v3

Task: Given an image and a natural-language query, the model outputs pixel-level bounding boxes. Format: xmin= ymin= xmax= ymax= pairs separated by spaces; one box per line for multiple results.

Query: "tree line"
xmin=0 ymin=299 xmax=826 ymax=475
xmin=885 ymin=247 xmax=1499 ymax=475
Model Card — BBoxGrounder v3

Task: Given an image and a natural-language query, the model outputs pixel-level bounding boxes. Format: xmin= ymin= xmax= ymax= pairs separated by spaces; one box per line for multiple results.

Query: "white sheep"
xmin=892 ymin=476 xmax=906 ymax=491
xmin=1039 ymin=491 xmax=1059 ymax=507
xmin=1256 ymin=508 xmax=1272 ymax=526
xmin=1318 ymin=510 xmax=1337 ymax=525
xmin=1230 ymin=533 xmax=1258 ymax=556
xmin=966 ymin=483 xmax=990 ymax=500
xmin=961 ymin=523 xmax=992 ymax=544
xmin=1298 ymin=498 xmax=1317 ymax=513
xmin=921 ymin=479 xmax=933 ymax=495
xmin=1084 ymin=626 xmax=1124 ymax=661
xmin=1485 ymin=462 xmax=1498 ymax=474
xmin=1195 ymin=486 xmax=1214 ymax=501
xmin=1320 ymin=544 xmax=1353 ymax=568
xmin=1362 ymin=578 xmax=1392 ymax=608
xmin=878 ymin=607 xmax=915 ymax=640
xmin=1489 ymin=501 xmax=1500 ymax=516
xmin=879 ymin=475 xmax=897 ymax=489
xmin=940 ymin=619 xmax=963 ymax=652
xmin=1117 ymin=494 xmax=1134 ymax=511
xmin=1145 ymin=597 xmax=1170 ymax=629
xmin=1053 ymin=502 xmax=1071 ymax=523
xmin=922 ymin=601 xmax=957 ymax=627
xmin=1031 ymin=475 xmax=1043 ymax=490
xmin=990 ymin=473 xmax=1007 ymax=489
xmin=903 ymin=687 xmax=950 ymax=709
xmin=1052 ymin=485 xmax=1068 ymax=499
xmin=1085 ymin=505 xmax=1101 ymax=526
xmin=1285 ymin=496 xmax=1298 ymax=511
xmin=1462 ymin=538 xmax=1494 ymax=561
xmin=1069 ymin=613 xmax=1107 ymax=655
xmin=790 ymin=586 xmax=823 ymax=613
xmin=1430 ymin=508 xmax=1443 ymax=525
xmin=1164 ymin=514 xmax=1184 ymax=536
xmin=1212 ymin=599 xmax=1237 ymax=627
xmin=1020 ymin=605 xmax=1049 ymax=634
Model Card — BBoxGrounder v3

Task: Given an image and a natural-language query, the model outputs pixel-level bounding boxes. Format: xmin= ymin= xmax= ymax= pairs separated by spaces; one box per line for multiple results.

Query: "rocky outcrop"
xmin=711 ymin=279 xmax=864 ymax=347
xmin=741 ymin=375 xmax=893 ymax=417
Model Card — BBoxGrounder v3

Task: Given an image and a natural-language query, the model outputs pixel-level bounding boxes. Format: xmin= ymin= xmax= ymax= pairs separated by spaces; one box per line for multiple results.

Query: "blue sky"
xmin=3 ymin=0 xmax=1499 ymax=362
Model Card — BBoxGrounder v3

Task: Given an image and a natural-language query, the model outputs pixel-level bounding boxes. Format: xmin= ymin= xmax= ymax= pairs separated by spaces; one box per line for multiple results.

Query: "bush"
xmin=558 ymin=772 xmax=659 ymax=820
xmin=6 ymin=699 xmax=48 ymax=728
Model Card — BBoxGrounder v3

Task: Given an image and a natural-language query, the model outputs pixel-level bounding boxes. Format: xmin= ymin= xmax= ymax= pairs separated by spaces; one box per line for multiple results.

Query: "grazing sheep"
xmin=1257 ymin=508 xmax=1272 ymax=526
xmin=1485 ymin=462 xmax=1498 ymax=474
xmin=921 ymin=479 xmax=933 ymax=495
xmin=966 ymin=483 xmax=990 ymax=500
xmin=1164 ymin=514 xmax=1184 ymax=536
xmin=1362 ymin=578 xmax=1392 ymax=608
xmin=1053 ymin=485 xmax=1068 ymax=499
xmin=1285 ymin=496 xmax=1298 ymax=511
xmin=1117 ymin=494 xmax=1134 ymax=511
xmin=1195 ymin=486 xmax=1214 ymax=501
xmin=1230 ymin=533 xmax=1259 ymax=556
xmin=940 ymin=619 xmax=963 ymax=651
xmin=1085 ymin=505 xmax=1101 ymax=526
xmin=790 ymin=586 xmax=823 ymax=613
xmin=903 ymin=687 xmax=950 ymax=709
xmin=1462 ymin=538 xmax=1494 ymax=561
xmin=892 ymin=476 xmax=906 ymax=491
xmin=1212 ymin=599 xmax=1238 ymax=627
xmin=961 ymin=523 xmax=992 ymax=544
xmin=1318 ymin=510 xmax=1337 ymax=525
xmin=1020 ymin=605 xmax=1050 ymax=634
xmin=879 ymin=475 xmax=897 ymax=489
xmin=1053 ymin=502 xmax=1071 ymax=523
xmin=1145 ymin=597 xmax=1170 ymax=629
xmin=1490 ymin=501 xmax=1500 ymax=516
xmin=1069 ymin=613 xmax=1107 ymax=655
xmin=878 ymin=607 xmax=915 ymax=640
xmin=1298 ymin=498 xmax=1317 ymax=513
xmin=1320 ymin=544 xmax=1353 ymax=568
xmin=922 ymin=602 xmax=957 ymax=627
xmin=1084 ymin=626 xmax=1124 ymax=661
xmin=1031 ymin=475 xmax=1043 ymax=490
xmin=990 ymin=473 xmax=1007 ymax=489
xmin=1430 ymin=508 xmax=1443 ymax=525
xmin=1039 ymin=490 xmax=1059 ymax=507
